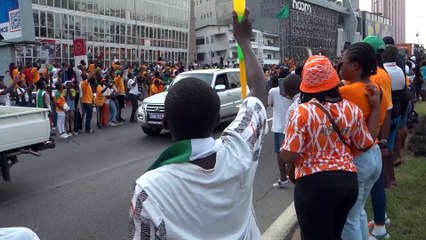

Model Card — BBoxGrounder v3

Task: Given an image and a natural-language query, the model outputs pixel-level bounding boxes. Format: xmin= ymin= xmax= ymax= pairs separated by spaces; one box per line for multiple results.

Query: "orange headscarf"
xmin=300 ymin=55 xmax=340 ymax=93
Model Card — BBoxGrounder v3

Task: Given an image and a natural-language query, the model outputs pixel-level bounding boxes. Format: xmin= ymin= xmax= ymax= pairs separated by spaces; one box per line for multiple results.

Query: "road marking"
xmin=267 ymin=117 xmax=273 ymax=122
xmin=262 ymin=202 xmax=298 ymax=240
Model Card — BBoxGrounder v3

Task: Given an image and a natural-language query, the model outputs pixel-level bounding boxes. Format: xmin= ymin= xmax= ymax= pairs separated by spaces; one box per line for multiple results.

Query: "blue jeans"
xmin=273 ymin=133 xmax=285 ymax=153
xmin=109 ymin=100 xmax=117 ymax=123
xmin=342 ymin=145 xmax=382 ymax=240
xmin=387 ymin=116 xmax=401 ymax=151
xmin=82 ymin=103 xmax=93 ymax=133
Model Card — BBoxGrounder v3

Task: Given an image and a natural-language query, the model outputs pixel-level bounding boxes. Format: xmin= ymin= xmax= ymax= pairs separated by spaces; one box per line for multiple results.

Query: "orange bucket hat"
xmin=300 ymin=55 xmax=340 ymax=93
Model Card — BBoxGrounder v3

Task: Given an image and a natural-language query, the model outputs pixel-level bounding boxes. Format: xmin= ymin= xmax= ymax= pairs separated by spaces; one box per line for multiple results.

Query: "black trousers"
xmin=117 ymin=94 xmax=125 ymax=121
xmin=128 ymin=94 xmax=138 ymax=121
xmin=294 ymin=171 xmax=358 ymax=240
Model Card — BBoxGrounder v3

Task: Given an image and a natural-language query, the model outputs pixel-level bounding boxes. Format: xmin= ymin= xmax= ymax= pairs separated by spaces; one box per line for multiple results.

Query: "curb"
xmin=262 ymin=202 xmax=298 ymax=240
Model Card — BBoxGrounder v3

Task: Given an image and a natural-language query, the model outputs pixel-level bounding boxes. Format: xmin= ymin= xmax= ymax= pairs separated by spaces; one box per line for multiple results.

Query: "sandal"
xmin=368 ymin=217 xmax=391 ymax=229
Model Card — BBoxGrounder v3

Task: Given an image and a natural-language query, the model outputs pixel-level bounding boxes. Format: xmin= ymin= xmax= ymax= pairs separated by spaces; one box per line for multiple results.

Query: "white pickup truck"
xmin=0 ymin=106 xmax=55 ymax=182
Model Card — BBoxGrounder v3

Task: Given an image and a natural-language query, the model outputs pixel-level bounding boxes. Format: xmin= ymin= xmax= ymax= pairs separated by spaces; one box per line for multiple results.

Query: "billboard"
xmin=362 ymin=11 xmax=393 ymax=39
xmin=0 ymin=0 xmax=22 ymax=41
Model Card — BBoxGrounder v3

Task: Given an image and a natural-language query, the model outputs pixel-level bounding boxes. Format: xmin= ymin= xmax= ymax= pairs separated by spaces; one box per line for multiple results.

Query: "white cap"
xmin=113 ymin=59 xmax=119 ymax=63
xmin=411 ymin=56 xmax=416 ymax=61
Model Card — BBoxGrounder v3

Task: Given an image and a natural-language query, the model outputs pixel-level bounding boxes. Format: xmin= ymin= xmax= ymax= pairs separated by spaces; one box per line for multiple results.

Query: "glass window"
xmin=227 ymin=72 xmax=240 ymax=89
xmin=61 ymin=0 xmax=67 ymax=9
xmin=196 ymin=38 xmax=205 ymax=45
xmin=69 ymin=0 xmax=74 ymax=10
xmin=54 ymin=14 xmax=61 ymax=38
xmin=40 ymin=11 xmax=47 ymax=27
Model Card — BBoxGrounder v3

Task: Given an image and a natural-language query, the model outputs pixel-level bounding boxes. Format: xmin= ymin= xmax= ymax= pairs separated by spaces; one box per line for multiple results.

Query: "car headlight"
xmin=139 ymin=102 xmax=148 ymax=113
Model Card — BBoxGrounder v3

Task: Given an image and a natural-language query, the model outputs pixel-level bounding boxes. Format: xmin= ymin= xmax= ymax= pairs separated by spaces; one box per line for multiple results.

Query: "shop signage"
xmin=292 ymin=0 xmax=312 ymax=14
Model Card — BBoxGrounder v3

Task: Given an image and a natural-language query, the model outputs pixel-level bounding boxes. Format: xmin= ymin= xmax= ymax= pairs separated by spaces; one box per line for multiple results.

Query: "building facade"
xmin=15 ymin=0 xmax=191 ymax=66
xmin=258 ymin=0 xmax=359 ymax=61
xmin=195 ymin=25 xmax=280 ymax=65
xmin=194 ymin=0 xmax=281 ymax=65
xmin=372 ymin=0 xmax=405 ymax=43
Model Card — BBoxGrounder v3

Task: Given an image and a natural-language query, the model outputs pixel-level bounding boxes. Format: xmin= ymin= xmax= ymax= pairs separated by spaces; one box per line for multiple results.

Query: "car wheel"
xmin=142 ymin=126 xmax=162 ymax=136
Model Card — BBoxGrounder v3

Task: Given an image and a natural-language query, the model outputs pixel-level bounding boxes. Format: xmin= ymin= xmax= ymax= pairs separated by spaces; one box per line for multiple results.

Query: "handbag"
xmin=310 ymin=101 xmax=372 ymax=152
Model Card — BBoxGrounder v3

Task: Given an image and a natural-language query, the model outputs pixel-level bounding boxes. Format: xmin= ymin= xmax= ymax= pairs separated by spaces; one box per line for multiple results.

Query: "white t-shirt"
xmin=268 ymin=87 xmax=292 ymax=133
xmin=102 ymin=87 xmax=114 ymax=104
xmin=284 ymin=93 xmax=301 ymax=131
xmin=130 ymin=97 xmax=268 ymax=240
xmin=0 ymin=89 xmax=11 ymax=106
xmin=383 ymin=62 xmax=406 ymax=91
xmin=127 ymin=78 xmax=140 ymax=95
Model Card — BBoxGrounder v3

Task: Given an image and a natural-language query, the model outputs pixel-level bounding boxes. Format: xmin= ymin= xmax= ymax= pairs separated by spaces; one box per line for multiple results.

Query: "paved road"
xmin=0 ymin=109 xmax=294 ymax=240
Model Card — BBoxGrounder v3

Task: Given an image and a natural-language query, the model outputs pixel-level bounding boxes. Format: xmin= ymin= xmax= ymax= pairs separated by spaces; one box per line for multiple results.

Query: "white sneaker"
xmin=59 ymin=133 xmax=70 ymax=139
xmin=272 ymin=179 xmax=290 ymax=188
xmin=109 ymin=122 xmax=117 ymax=127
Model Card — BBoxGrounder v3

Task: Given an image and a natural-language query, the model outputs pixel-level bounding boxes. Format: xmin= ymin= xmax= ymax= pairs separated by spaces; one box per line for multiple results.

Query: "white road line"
xmin=262 ymin=202 xmax=298 ymax=240
xmin=267 ymin=117 xmax=273 ymax=122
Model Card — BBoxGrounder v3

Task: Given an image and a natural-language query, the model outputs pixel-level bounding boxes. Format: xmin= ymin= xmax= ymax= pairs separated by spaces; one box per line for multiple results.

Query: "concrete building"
xmin=194 ymin=0 xmax=281 ymax=65
xmin=2 ymin=0 xmax=192 ymax=76
xmin=372 ymin=0 xmax=405 ymax=43
xmin=253 ymin=0 xmax=361 ymax=60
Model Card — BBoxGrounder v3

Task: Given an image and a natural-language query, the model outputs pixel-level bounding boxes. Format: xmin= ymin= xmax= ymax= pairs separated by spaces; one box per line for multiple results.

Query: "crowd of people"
xmin=267 ymin=37 xmax=424 ymax=240
xmin=0 ymin=58 xmax=189 ymax=138
xmin=128 ymin=9 xmax=424 ymax=240
xmin=2 ymin=8 xmax=426 ymax=240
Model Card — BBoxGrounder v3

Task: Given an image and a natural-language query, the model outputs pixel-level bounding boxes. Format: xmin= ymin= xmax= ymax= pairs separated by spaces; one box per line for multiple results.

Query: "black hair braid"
xmin=345 ymin=42 xmax=377 ymax=78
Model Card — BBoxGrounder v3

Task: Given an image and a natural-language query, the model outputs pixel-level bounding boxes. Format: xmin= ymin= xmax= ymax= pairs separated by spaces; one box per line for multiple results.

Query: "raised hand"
xmin=232 ymin=8 xmax=251 ymax=46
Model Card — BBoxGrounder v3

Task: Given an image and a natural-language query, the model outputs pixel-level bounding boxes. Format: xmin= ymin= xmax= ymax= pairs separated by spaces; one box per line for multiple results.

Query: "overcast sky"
xmin=359 ymin=0 xmax=424 ymax=45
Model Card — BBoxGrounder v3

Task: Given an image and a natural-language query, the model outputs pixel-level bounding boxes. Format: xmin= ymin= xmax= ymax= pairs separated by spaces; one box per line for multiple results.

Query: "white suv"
xmin=138 ymin=68 xmax=245 ymax=136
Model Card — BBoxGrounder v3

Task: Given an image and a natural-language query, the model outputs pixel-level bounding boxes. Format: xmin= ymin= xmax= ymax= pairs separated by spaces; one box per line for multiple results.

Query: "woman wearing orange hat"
xmin=281 ymin=55 xmax=381 ymax=240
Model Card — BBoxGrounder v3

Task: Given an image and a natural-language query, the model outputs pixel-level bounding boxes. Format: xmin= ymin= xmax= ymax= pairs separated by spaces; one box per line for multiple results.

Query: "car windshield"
xmin=167 ymin=73 xmax=213 ymax=90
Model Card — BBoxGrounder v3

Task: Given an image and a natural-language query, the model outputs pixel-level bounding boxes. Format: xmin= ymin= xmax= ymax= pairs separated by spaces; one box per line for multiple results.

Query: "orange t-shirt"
xmin=80 ymin=81 xmax=93 ymax=104
xmin=114 ymin=76 xmax=125 ymax=94
xmin=112 ymin=62 xmax=121 ymax=71
xmin=282 ymin=99 xmax=375 ymax=180
xmin=371 ymin=67 xmax=393 ymax=110
xmin=340 ymin=81 xmax=388 ymax=126
xmin=406 ymin=76 xmax=411 ymax=87
xmin=32 ymin=68 xmax=40 ymax=84
xmin=340 ymin=81 xmax=389 ymax=156
xmin=54 ymin=92 xmax=66 ymax=112
xmin=94 ymin=85 xmax=106 ymax=106
xmin=88 ymin=64 xmax=96 ymax=73
xmin=12 ymin=69 xmax=19 ymax=80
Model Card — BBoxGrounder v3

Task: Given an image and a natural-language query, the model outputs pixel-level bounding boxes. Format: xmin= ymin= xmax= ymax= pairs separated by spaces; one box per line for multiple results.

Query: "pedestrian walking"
xmin=54 ymin=82 xmax=70 ymax=139
xmin=114 ymin=70 xmax=126 ymax=123
xmin=127 ymin=74 xmax=140 ymax=123
xmin=268 ymin=75 xmax=292 ymax=188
